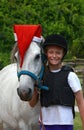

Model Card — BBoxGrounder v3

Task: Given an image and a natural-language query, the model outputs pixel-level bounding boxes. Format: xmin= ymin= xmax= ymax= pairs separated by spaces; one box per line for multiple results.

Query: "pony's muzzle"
xmin=17 ymin=87 xmax=32 ymax=101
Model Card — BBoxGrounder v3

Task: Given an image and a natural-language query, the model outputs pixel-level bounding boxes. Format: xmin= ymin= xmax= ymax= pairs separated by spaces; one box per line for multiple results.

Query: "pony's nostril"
xmin=28 ymin=88 xmax=32 ymax=95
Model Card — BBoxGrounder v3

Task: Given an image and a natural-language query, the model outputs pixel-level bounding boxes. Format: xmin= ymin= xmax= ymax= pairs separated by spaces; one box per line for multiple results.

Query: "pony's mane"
xmin=10 ymin=43 xmax=18 ymax=63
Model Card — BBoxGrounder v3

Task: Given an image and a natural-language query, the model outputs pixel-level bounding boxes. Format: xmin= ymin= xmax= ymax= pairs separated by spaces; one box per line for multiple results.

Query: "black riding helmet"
xmin=43 ymin=34 xmax=67 ymax=56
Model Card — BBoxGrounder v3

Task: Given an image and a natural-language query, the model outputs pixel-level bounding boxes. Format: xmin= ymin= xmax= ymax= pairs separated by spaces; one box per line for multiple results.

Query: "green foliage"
xmin=0 ymin=52 xmax=11 ymax=68
xmin=0 ymin=0 xmax=84 ymax=67
xmin=74 ymin=112 xmax=82 ymax=130
xmin=71 ymin=38 xmax=84 ymax=58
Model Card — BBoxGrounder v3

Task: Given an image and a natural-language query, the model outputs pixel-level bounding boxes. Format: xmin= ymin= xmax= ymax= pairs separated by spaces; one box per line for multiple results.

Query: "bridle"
xmin=17 ymin=42 xmax=49 ymax=91
xmin=17 ymin=64 xmax=48 ymax=90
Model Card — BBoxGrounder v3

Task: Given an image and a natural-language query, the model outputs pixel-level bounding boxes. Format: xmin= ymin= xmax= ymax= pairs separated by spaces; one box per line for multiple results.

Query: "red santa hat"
xmin=13 ymin=24 xmax=42 ymax=67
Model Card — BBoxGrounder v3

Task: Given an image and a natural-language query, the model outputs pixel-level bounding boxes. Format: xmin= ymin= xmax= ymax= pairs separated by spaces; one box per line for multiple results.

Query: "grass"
xmin=74 ymin=112 xmax=82 ymax=130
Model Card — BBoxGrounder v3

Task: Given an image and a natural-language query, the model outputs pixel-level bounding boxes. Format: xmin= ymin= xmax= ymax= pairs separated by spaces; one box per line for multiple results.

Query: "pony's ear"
xmin=11 ymin=43 xmax=18 ymax=63
xmin=40 ymin=36 xmax=47 ymax=63
xmin=40 ymin=36 xmax=45 ymax=47
xmin=41 ymin=36 xmax=45 ymax=43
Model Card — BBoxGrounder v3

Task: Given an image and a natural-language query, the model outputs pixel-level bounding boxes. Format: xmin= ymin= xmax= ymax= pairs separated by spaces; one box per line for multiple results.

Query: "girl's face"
xmin=46 ymin=45 xmax=64 ymax=70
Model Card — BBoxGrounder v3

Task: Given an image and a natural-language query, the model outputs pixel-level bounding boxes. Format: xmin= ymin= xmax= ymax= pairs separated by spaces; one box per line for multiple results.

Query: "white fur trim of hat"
xmin=32 ymin=36 xmax=42 ymax=43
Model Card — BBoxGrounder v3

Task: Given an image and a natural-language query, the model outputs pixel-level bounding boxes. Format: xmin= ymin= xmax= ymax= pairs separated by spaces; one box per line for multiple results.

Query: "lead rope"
xmin=38 ymin=65 xmax=49 ymax=130
xmin=38 ymin=90 xmax=45 ymax=130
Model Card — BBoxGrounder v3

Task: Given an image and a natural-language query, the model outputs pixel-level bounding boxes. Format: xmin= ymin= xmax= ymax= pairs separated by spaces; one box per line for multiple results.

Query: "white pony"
xmin=0 ymin=37 xmax=45 ymax=130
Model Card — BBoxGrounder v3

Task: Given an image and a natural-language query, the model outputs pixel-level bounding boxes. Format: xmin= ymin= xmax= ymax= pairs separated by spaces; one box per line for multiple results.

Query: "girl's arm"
xmin=75 ymin=90 xmax=84 ymax=129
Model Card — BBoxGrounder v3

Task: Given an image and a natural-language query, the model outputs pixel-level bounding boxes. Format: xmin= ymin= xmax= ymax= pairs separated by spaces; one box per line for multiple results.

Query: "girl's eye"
xmin=48 ymin=50 xmax=53 ymax=54
xmin=56 ymin=51 xmax=61 ymax=54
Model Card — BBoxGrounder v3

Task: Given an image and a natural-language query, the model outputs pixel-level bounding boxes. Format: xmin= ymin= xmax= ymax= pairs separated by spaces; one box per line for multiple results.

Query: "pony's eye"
xmin=35 ymin=54 xmax=40 ymax=60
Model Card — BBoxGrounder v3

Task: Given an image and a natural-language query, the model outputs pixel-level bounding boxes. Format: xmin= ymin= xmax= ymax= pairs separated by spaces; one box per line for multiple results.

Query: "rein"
xmin=17 ymin=64 xmax=49 ymax=91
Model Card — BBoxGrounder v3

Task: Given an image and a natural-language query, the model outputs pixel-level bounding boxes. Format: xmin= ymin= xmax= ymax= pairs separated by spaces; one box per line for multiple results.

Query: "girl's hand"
xmin=29 ymin=87 xmax=39 ymax=107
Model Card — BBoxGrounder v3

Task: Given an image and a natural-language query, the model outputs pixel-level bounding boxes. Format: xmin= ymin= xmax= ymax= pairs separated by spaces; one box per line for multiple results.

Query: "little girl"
xmin=39 ymin=34 xmax=84 ymax=130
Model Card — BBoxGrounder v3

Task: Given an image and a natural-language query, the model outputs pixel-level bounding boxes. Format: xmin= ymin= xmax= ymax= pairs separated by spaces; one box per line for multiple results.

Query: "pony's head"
xmin=13 ymin=25 xmax=44 ymax=101
xmin=15 ymin=41 xmax=43 ymax=101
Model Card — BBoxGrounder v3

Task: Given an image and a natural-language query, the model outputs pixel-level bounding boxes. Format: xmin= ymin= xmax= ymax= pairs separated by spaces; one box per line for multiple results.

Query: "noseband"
xmin=17 ymin=64 xmax=49 ymax=91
